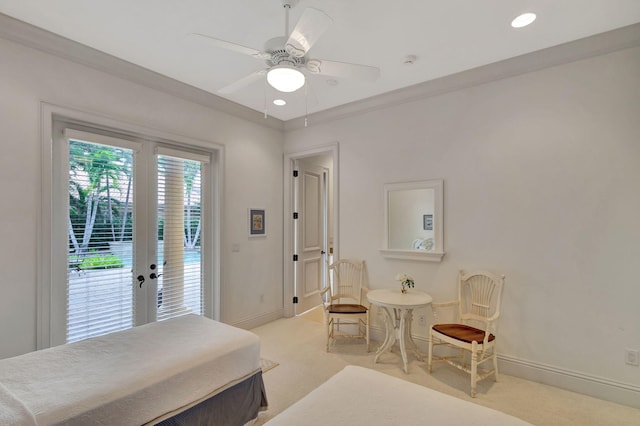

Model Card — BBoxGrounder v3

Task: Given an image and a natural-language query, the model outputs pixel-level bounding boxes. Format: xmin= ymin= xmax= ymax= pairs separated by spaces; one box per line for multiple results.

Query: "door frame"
xmin=38 ymin=102 xmax=224 ymax=349
xmin=283 ymin=143 xmax=339 ymax=318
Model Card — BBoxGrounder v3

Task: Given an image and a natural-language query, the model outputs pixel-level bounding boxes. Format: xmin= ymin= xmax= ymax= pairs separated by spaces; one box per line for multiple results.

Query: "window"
xmin=155 ymin=150 xmax=206 ymax=321
xmin=67 ymin=138 xmax=136 ymax=342
xmin=39 ymin=110 xmax=220 ymax=348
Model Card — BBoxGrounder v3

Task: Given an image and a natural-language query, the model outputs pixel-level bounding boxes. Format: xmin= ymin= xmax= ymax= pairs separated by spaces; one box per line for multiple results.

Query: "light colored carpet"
xmin=251 ymin=307 xmax=640 ymax=426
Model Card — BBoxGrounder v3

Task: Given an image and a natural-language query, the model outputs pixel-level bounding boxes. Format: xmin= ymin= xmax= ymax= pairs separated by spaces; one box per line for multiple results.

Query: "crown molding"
xmin=2 ymin=12 xmax=638 ymax=134
xmin=0 ymin=13 xmax=284 ymax=131
xmin=285 ymin=22 xmax=640 ymax=131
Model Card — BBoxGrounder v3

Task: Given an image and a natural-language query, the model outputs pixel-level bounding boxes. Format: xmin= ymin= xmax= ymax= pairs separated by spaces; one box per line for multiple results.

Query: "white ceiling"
xmin=1 ymin=0 xmax=639 ymax=122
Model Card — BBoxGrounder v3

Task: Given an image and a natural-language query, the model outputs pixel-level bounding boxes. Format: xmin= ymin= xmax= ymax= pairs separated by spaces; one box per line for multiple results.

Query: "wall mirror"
xmin=380 ymin=179 xmax=444 ymax=261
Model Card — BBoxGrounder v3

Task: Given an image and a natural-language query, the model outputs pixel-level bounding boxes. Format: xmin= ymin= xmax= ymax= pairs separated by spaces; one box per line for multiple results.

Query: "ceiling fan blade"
xmin=218 ymin=70 xmax=267 ymax=94
xmin=306 ymin=59 xmax=381 ymax=82
xmin=285 ymin=8 xmax=332 ymax=58
xmin=191 ymin=33 xmax=268 ymax=59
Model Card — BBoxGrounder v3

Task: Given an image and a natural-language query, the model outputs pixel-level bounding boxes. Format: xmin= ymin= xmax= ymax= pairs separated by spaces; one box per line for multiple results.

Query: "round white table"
xmin=367 ymin=288 xmax=432 ymax=373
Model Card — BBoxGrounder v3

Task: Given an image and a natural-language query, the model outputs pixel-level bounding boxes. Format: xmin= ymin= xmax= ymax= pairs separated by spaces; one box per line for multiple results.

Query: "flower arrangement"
xmin=396 ymin=273 xmax=415 ymax=293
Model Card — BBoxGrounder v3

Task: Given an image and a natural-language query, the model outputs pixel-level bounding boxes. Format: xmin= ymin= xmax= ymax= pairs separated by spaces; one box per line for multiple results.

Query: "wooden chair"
xmin=320 ymin=259 xmax=370 ymax=352
xmin=427 ymin=270 xmax=505 ymax=397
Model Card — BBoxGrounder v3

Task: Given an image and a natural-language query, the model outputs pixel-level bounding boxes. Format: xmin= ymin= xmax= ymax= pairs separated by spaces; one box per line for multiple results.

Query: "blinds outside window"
xmin=156 ymin=153 xmax=204 ymax=321
xmin=67 ymin=139 xmax=135 ymax=343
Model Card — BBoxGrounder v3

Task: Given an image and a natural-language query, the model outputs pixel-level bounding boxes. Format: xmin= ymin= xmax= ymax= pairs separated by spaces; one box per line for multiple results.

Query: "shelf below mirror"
xmin=380 ymin=248 xmax=445 ymax=262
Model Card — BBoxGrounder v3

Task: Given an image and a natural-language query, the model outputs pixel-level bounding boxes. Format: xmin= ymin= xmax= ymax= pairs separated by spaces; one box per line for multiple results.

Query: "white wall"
xmin=0 ymin=36 xmax=284 ymax=359
xmin=285 ymin=46 xmax=640 ymax=404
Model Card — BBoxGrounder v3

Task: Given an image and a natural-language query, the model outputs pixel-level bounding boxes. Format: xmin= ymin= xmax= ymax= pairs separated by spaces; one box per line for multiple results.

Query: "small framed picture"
xmin=249 ymin=208 xmax=266 ymax=237
xmin=423 ymin=214 xmax=433 ymax=231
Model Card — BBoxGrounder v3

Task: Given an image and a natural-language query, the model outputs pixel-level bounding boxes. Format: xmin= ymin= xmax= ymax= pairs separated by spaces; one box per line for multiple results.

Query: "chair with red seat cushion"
xmin=427 ymin=270 xmax=505 ymax=397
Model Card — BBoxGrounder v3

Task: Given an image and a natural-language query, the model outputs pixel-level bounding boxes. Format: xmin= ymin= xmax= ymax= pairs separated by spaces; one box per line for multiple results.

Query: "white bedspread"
xmin=0 ymin=383 xmax=37 ymax=426
xmin=265 ymin=366 xmax=532 ymax=426
xmin=0 ymin=314 xmax=261 ymax=425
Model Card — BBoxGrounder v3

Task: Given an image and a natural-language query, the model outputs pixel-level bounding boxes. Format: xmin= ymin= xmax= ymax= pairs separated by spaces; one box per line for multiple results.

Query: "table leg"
xmin=398 ymin=308 xmax=425 ymax=373
xmin=374 ymin=307 xmax=396 ymax=364
xmin=398 ymin=309 xmax=410 ymax=373
xmin=404 ymin=309 xmax=423 ymax=361
xmin=374 ymin=307 xmax=423 ymax=373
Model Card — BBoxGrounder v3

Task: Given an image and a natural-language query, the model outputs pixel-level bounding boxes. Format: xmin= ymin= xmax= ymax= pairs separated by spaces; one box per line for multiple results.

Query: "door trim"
xmin=283 ymin=143 xmax=339 ymax=318
xmin=38 ymin=102 xmax=224 ymax=349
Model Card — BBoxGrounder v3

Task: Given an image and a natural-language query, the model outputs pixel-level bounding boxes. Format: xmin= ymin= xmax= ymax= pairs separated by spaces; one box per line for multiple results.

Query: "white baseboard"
xmin=369 ymin=325 xmax=640 ymax=409
xmin=498 ymin=354 xmax=640 ymax=409
xmin=231 ymin=309 xmax=284 ymax=330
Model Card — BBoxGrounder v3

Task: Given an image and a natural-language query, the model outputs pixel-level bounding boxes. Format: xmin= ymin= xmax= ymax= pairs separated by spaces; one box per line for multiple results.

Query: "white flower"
xmin=395 ymin=273 xmax=415 ymax=287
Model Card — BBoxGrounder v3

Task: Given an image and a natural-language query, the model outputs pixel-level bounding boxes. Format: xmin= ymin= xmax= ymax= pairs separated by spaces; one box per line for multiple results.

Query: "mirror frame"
xmin=380 ymin=179 xmax=444 ymax=262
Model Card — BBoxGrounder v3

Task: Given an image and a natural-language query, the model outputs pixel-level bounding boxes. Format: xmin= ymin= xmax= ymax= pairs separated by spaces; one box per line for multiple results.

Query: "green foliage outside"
xmin=68 ymin=141 xmax=203 ymax=256
xmin=77 ymin=253 xmax=124 ymax=270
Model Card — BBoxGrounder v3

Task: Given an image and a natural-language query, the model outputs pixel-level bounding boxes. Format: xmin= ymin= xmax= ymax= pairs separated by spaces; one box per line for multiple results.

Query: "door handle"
xmin=149 ymin=263 xmax=163 ymax=280
xmin=137 ymin=275 xmax=145 ymax=288
xmin=149 ymin=262 xmax=162 ymax=280
xmin=321 ymin=250 xmax=326 ymax=255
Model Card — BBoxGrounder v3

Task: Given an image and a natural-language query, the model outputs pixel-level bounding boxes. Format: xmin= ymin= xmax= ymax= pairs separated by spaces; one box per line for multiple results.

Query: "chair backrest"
xmin=457 ymin=270 xmax=505 ymax=331
xmin=328 ymin=259 xmax=364 ymax=304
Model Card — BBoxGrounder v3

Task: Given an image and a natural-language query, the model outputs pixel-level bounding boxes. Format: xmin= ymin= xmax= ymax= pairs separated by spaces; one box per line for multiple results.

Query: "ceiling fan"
xmin=193 ymin=0 xmax=381 ymax=94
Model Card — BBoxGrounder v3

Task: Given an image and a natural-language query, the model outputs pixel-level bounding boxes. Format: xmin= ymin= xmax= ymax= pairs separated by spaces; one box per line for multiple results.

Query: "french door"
xmin=52 ymin=128 xmax=212 ymax=345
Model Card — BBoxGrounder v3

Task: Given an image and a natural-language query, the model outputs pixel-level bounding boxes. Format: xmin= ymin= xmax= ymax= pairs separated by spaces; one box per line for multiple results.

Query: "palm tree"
xmin=68 ymin=141 xmax=128 ymax=255
xmin=183 ymin=161 xmax=201 ymax=249
xmin=118 ymin=154 xmax=133 ymax=242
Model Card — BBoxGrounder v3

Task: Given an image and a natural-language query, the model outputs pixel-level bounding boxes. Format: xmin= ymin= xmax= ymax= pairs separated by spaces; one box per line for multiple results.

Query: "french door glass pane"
xmin=67 ymin=140 xmax=134 ymax=343
xmin=156 ymin=155 xmax=203 ymax=321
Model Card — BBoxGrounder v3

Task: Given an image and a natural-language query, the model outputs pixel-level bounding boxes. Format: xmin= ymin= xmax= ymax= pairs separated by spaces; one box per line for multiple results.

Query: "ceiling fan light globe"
xmin=267 ymin=67 xmax=305 ymax=92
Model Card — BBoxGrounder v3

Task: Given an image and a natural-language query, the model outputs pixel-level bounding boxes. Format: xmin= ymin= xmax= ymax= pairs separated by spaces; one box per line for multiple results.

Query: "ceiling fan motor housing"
xmin=264 ymin=36 xmax=306 ymax=68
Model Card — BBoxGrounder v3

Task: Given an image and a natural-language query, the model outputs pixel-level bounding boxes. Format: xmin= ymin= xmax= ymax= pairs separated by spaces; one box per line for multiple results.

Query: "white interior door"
xmin=294 ymin=161 xmax=328 ymax=314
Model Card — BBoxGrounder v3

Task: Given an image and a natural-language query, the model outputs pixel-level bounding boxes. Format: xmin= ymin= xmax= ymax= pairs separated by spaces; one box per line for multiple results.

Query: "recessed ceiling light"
xmin=273 ymin=99 xmax=286 ymax=106
xmin=511 ymin=12 xmax=536 ymax=28
xmin=403 ymin=55 xmax=417 ymax=65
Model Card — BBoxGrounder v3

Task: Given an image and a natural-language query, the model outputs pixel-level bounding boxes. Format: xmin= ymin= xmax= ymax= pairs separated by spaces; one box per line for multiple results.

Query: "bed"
xmin=0 ymin=314 xmax=267 ymax=425
xmin=265 ymin=365 xmax=531 ymax=426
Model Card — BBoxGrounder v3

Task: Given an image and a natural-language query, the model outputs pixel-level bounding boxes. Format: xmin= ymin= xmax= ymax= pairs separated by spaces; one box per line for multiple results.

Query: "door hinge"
xmin=293 ymin=170 xmax=299 ymax=177
xmin=293 ymin=212 xmax=299 ymax=219
xmin=293 ymin=296 xmax=298 ymax=304
xmin=293 ymin=254 xmax=298 ymax=261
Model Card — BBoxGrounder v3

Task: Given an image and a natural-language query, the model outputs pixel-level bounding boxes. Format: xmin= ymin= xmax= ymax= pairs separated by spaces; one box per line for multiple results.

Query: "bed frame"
xmin=0 ymin=315 xmax=267 ymax=425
